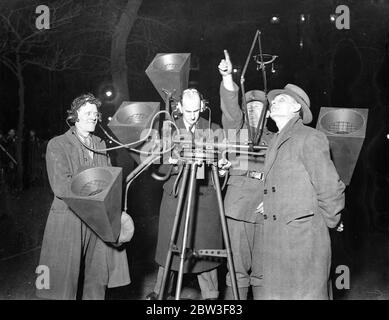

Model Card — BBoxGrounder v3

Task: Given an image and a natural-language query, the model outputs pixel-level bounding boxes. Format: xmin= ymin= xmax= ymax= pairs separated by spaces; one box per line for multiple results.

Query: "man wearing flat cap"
xmin=262 ymin=84 xmax=345 ymax=299
xmin=218 ymin=50 xmax=274 ymax=299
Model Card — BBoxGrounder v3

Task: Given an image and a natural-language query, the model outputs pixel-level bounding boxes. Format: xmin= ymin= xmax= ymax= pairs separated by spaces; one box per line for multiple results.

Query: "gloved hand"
xmin=118 ymin=211 xmax=135 ymax=244
xmin=218 ymin=158 xmax=231 ymax=176
xmin=218 ymin=158 xmax=231 ymax=169
xmin=168 ymin=157 xmax=178 ymax=165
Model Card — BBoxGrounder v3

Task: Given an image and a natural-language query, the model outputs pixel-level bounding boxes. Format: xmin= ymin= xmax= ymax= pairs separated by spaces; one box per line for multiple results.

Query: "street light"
xmin=270 ymin=15 xmax=280 ymax=24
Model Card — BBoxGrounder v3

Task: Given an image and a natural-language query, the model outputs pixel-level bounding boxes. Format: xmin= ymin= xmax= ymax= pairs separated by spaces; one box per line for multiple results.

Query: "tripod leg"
xmin=211 ymin=165 xmax=240 ymax=300
xmin=159 ymin=164 xmax=190 ymax=300
xmin=175 ymin=163 xmax=197 ymax=300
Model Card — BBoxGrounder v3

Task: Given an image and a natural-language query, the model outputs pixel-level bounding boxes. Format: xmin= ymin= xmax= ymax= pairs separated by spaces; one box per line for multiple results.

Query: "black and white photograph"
xmin=0 ymin=0 xmax=389 ymax=304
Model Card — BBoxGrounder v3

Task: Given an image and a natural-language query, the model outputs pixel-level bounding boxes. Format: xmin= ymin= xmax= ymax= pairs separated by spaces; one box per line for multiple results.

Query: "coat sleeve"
xmin=302 ymin=130 xmax=345 ymax=228
xmin=46 ymin=138 xmax=72 ymax=199
xmin=220 ymin=81 xmax=244 ymax=130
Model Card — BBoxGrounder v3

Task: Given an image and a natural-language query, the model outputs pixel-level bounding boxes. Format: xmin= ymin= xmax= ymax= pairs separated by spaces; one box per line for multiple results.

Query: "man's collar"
xmin=277 ymin=115 xmax=300 ymax=135
xmin=74 ymin=126 xmax=92 ymax=140
xmin=182 ymin=118 xmax=195 ymax=133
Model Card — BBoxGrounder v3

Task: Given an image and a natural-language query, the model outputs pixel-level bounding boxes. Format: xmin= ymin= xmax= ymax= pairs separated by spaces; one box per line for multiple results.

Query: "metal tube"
xmin=125 ymin=154 xmax=159 ymax=183
xmin=257 ymin=31 xmax=267 ymax=94
xmin=158 ymin=164 xmax=190 ymax=300
xmin=175 ymin=163 xmax=197 ymax=300
xmin=254 ymin=31 xmax=269 ymax=145
xmin=240 ymin=30 xmax=261 ymax=146
xmin=241 ymin=30 xmax=260 ymax=84
xmin=221 ymin=150 xmax=266 ymax=160
xmin=211 ymin=165 xmax=239 ymax=300
xmin=171 ymin=138 xmax=268 ymax=151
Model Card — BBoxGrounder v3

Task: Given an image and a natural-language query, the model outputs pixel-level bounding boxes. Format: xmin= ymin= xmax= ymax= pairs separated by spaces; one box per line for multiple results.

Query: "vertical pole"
xmin=211 ymin=165 xmax=239 ymax=300
xmin=159 ymin=164 xmax=190 ymax=300
xmin=240 ymin=30 xmax=260 ymax=146
xmin=175 ymin=162 xmax=197 ymax=300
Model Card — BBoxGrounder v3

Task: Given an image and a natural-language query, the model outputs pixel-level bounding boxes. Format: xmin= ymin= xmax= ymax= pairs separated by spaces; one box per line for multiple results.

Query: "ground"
xmin=1 ymin=174 xmax=389 ymax=300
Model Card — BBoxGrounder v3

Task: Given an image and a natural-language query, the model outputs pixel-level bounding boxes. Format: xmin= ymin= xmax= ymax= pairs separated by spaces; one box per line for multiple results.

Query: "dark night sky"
xmin=1 ymin=0 xmax=389 ymax=132
xmin=1 ymin=0 xmax=389 ymax=239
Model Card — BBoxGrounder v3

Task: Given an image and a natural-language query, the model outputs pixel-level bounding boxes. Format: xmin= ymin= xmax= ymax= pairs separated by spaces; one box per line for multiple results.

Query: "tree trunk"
xmin=16 ymin=62 xmax=25 ymax=190
xmin=110 ymin=0 xmax=143 ymax=106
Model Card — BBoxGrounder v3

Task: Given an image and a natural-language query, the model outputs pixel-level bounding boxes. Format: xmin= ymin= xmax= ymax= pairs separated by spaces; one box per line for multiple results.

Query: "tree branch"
xmin=0 ymin=56 xmax=17 ymax=75
xmin=0 ymin=13 xmax=21 ymax=41
xmin=82 ymin=53 xmax=111 ymax=63
xmin=23 ymin=51 xmax=81 ymax=72
xmin=50 ymin=0 xmax=82 ymax=29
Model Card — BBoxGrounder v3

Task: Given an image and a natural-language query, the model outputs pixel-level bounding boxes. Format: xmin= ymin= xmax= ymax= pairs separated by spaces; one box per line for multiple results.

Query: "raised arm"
xmin=218 ymin=50 xmax=244 ymax=130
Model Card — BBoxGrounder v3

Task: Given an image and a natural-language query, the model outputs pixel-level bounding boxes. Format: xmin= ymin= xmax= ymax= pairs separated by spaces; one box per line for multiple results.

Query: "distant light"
xmin=108 ymin=117 xmax=112 ymax=121
xmin=330 ymin=14 xmax=336 ymax=22
xmin=299 ymin=39 xmax=304 ymax=48
xmin=300 ymin=14 xmax=306 ymax=22
xmin=233 ymin=68 xmax=238 ymax=73
xmin=105 ymin=90 xmax=113 ymax=97
xmin=270 ymin=15 xmax=280 ymax=24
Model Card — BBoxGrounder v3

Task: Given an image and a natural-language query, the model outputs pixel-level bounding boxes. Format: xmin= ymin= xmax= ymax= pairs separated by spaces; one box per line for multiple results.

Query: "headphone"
xmin=66 ymin=93 xmax=102 ymax=123
xmin=175 ymin=88 xmax=207 ymax=114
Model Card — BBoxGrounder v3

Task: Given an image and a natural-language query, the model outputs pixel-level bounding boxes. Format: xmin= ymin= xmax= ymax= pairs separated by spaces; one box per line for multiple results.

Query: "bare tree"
xmin=0 ymin=0 xmax=175 ymax=188
xmin=80 ymin=0 xmax=175 ymax=102
xmin=0 ymin=0 xmax=82 ymax=188
xmin=110 ymin=0 xmax=143 ymax=102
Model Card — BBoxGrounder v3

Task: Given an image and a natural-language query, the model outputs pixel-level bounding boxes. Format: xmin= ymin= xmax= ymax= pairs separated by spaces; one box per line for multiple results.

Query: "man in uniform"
xmin=218 ymin=50 xmax=273 ymax=299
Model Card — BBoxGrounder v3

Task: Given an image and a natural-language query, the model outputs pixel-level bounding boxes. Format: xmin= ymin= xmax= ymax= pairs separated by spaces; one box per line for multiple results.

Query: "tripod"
xmin=158 ymin=160 xmax=239 ymax=300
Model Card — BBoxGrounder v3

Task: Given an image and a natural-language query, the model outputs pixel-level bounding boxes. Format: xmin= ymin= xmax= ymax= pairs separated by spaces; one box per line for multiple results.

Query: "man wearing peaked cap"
xmin=261 ymin=84 xmax=345 ymax=299
xmin=218 ymin=50 xmax=274 ymax=300
xmin=245 ymin=89 xmax=267 ymax=131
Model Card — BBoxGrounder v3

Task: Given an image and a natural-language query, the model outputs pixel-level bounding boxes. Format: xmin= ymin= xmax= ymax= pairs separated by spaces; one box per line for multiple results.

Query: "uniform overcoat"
xmin=220 ymin=82 xmax=273 ymax=223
